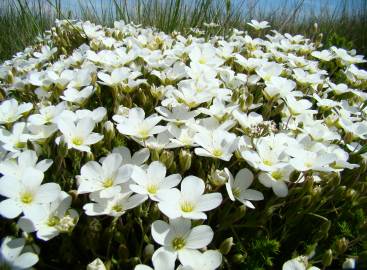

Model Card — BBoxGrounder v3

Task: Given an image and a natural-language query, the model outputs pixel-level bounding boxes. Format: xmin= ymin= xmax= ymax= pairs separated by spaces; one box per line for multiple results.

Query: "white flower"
xmin=57 ymin=117 xmax=103 ymax=152
xmin=0 ymin=99 xmax=33 ymax=125
xmin=0 ymin=122 xmax=32 ymax=153
xmin=156 ymin=105 xmax=198 ymax=124
xmin=130 ymin=161 xmax=181 ymax=201
xmin=0 ymin=167 xmax=61 ymax=219
xmin=112 ymin=146 xmax=150 ymax=167
xmin=18 ymin=191 xmax=78 ymax=241
xmin=87 ymin=258 xmax=107 ymax=270
xmin=83 ymin=191 xmax=146 ymax=217
xmin=28 ymin=102 xmax=65 ymax=126
xmin=0 ymin=150 xmax=52 ymax=180
xmin=289 ymin=149 xmax=336 ymax=172
xmin=158 ymin=176 xmax=222 ymax=220
xmin=282 ymin=256 xmax=320 ymax=270
xmin=178 ymin=249 xmax=222 ymax=270
xmin=151 ymin=218 xmax=214 ymax=264
xmin=194 ymin=129 xmax=238 ymax=161
xmin=256 ymin=62 xmax=283 ymax=81
xmin=60 ymin=86 xmax=95 ymax=104
xmin=233 ymin=111 xmax=263 ymax=130
xmin=135 ymin=249 xmax=176 ymax=270
xmin=342 ymin=258 xmax=356 ymax=269
xmin=225 ymin=168 xmax=264 ymax=208
xmin=167 ymin=124 xmax=197 ymax=148
xmin=98 ymin=67 xmax=145 ymax=89
xmin=311 ymin=50 xmax=334 ymax=61
xmin=0 ymin=236 xmax=39 ymax=269
xmin=188 ymin=45 xmax=224 ymax=68
xmin=77 ymin=153 xmax=132 ymax=198
xmin=285 ymin=96 xmax=315 ymax=116
xmin=113 ymin=107 xmax=166 ymax=140
xmin=247 ymin=20 xmax=270 ymax=30
xmin=258 ymin=165 xmax=293 ymax=197
xmin=264 ymin=76 xmax=296 ymax=100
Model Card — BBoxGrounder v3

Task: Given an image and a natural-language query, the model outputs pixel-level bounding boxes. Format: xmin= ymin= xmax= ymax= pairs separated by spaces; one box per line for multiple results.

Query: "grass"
xmin=0 ymin=0 xmax=366 ymax=61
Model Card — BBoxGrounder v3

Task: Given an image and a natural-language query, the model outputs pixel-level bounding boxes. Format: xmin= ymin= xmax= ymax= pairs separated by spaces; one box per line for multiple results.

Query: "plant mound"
xmin=0 ymin=19 xmax=367 ymax=270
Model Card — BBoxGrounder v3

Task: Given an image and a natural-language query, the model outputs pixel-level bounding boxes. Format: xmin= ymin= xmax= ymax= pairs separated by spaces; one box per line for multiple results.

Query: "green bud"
xmin=103 ymin=121 xmax=115 ymax=144
xmin=150 ymin=149 xmax=160 ymax=161
xmin=58 ymin=138 xmax=69 ymax=157
xmin=336 ymin=185 xmax=347 ymax=197
xmin=169 ymin=161 xmax=177 ymax=172
xmin=6 ymin=70 xmax=14 ymax=84
xmin=210 ymin=168 xmax=229 ymax=187
xmin=179 ymin=149 xmax=192 ymax=173
xmin=335 ymin=237 xmax=349 ymax=254
xmin=130 ymin=257 xmax=140 ymax=265
xmin=113 ymin=230 xmax=125 ymax=244
xmin=343 ymin=132 xmax=354 ymax=144
xmin=245 ymin=93 xmax=253 ymax=107
xmin=86 ymin=152 xmax=95 ymax=162
xmin=322 ymin=249 xmax=333 ymax=267
xmin=346 ymin=188 xmax=357 ymax=200
xmin=220 ymin=237 xmax=234 ymax=255
xmin=90 ymin=40 xmax=100 ymax=51
xmin=232 ymin=253 xmax=246 ymax=264
xmin=122 ymin=94 xmax=132 ymax=108
xmin=88 ymin=218 xmax=102 ymax=232
xmin=144 ymin=244 xmax=154 ymax=259
xmin=137 ymin=88 xmax=147 ymax=105
xmin=160 ymin=150 xmax=174 ymax=169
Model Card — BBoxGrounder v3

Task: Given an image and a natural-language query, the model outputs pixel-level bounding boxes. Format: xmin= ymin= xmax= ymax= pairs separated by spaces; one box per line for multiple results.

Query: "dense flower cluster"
xmin=0 ymin=18 xmax=366 ymax=269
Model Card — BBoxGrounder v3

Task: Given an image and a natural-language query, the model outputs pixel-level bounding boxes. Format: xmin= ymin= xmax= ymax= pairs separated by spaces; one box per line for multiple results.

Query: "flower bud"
xmin=342 ymin=258 xmax=356 ymax=269
xmin=160 ymin=150 xmax=174 ymax=169
xmin=179 ymin=149 xmax=192 ymax=173
xmin=6 ymin=70 xmax=14 ymax=84
xmin=346 ymin=188 xmax=357 ymax=200
xmin=144 ymin=244 xmax=155 ymax=258
xmin=210 ymin=168 xmax=229 ymax=187
xmin=335 ymin=237 xmax=349 ymax=254
xmin=220 ymin=237 xmax=234 ymax=255
xmin=103 ymin=121 xmax=115 ymax=143
xmin=88 ymin=218 xmax=102 ymax=232
xmin=58 ymin=137 xmax=69 ymax=157
xmin=86 ymin=152 xmax=95 ymax=162
xmin=87 ymin=258 xmax=106 ymax=270
xmin=322 ymin=249 xmax=333 ymax=267
xmin=232 ymin=253 xmax=246 ymax=264
xmin=313 ymin=22 xmax=318 ymax=32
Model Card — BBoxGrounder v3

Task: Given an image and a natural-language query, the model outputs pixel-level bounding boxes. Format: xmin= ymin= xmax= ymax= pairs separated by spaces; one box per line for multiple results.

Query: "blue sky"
xmin=6 ymin=0 xmax=365 ymax=17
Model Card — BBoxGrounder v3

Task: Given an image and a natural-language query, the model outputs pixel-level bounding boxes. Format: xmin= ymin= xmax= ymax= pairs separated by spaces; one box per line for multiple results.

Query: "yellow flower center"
xmin=305 ymin=162 xmax=313 ymax=168
xmin=112 ymin=204 xmax=123 ymax=212
xmin=198 ymin=57 xmax=207 ymax=64
xmin=147 ymin=184 xmax=158 ymax=194
xmin=47 ymin=216 xmax=60 ymax=227
xmin=103 ymin=178 xmax=114 ymax=188
xmin=263 ymin=160 xmax=273 ymax=166
xmin=21 ymin=192 xmax=33 ymax=204
xmin=15 ymin=141 xmax=26 ymax=149
xmin=181 ymin=201 xmax=194 ymax=213
xmin=138 ymin=128 xmax=149 ymax=139
xmin=72 ymin=137 xmax=84 ymax=146
xmin=232 ymin=187 xmax=241 ymax=198
xmin=172 ymin=236 xmax=186 ymax=250
xmin=212 ymin=148 xmax=223 ymax=158
xmin=271 ymin=171 xmax=283 ymax=181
